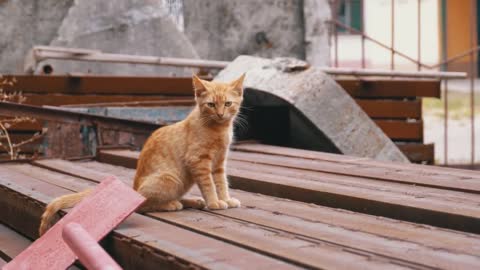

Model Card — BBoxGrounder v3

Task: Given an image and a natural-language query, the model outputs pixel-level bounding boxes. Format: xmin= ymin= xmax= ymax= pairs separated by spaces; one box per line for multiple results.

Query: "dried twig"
xmin=0 ymin=76 xmax=42 ymax=160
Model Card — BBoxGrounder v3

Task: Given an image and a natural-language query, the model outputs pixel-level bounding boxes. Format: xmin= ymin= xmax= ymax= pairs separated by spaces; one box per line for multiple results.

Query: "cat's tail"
xmin=39 ymin=189 xmax=93 ymax=236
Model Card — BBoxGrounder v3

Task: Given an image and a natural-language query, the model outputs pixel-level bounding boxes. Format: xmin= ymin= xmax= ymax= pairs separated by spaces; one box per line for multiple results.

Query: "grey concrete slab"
xmin=215 ymin=55 xmax=409 ymax=162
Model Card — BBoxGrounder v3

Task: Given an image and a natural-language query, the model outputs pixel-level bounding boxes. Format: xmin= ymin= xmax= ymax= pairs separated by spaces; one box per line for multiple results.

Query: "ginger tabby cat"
xmin=39 ymin=74 xmax=245 ymax=236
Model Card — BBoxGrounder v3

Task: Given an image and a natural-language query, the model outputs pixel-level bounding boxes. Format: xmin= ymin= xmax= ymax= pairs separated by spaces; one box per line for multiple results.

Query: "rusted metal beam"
xmin=0 ymin=102 xmax=161 ymax=134
xmin=1 ymin=75 xmax=194 ymax=96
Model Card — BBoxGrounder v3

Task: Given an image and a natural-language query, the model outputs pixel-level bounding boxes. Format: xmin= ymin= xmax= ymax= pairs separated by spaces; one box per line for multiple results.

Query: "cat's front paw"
xmin=207 ymin=200 xmax=228 ymax=210
xmin=225 ymin=197 xmax=241 ymax=208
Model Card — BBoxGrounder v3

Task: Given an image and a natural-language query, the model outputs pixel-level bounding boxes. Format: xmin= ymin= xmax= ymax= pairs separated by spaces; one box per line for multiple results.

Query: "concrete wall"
xmin=0 ymin=0 xmax=331 ymax=74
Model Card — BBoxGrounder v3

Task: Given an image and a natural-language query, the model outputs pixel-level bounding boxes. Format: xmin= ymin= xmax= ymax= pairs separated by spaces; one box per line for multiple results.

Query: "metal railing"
xmin=329 ymin=0 xmax=477 ymax=167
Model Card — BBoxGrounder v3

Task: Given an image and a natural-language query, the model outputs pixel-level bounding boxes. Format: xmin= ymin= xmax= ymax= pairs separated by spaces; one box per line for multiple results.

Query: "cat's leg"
xmin=136 ymin=173 xmax=185 ymax=212
xmin=189 ymin=160 xmax=228 ymax=210
xmin=212 ymin=155 xmax=241 ymax=208
xmin=180 ymin=197 xmax=206 ymax=209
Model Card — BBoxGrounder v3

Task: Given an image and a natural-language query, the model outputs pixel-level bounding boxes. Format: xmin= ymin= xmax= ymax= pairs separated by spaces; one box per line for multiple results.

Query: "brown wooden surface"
xmin=4 ymin=75 xmax=440 ymax=98
xmin=375 ymin=120 xmax=423 ymax=141
xmin=337 ymin=79 xmax=441 ymax=98
xmin=356 ymin=99 xmax=421 ymax=119
xmin=96 ymin=148 xmax=480 ymax=234
xmin=22 ymin=94 xmax=193 ymax=106
xmin=397 ymin=143 xmax=434 ymax=164
xmin=0 ymin=165 xmax=298 ymax=270
xmin=2 ymin=75 xmax=193 ymax=96
xmin=30 ymin=159 xmax=480 ymax=269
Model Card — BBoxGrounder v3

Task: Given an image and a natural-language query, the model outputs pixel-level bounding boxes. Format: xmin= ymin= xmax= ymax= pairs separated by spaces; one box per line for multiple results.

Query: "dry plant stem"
xmin=13 ymin=132 xmax=44 ymax=148
xmin=0 ymin=122 xmax=14 ymax=158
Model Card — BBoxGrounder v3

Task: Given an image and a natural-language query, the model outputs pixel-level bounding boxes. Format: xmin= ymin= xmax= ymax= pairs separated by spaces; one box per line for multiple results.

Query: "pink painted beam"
xmin=3 ymin=176 xmax=145 ymax=270
xmin=63 ymin=222 xmax=121 ymax=270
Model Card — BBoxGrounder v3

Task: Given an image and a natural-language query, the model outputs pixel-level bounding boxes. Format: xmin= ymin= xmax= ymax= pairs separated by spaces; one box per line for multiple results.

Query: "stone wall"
xmin=0 ymin=0 xmax=331 ymax=74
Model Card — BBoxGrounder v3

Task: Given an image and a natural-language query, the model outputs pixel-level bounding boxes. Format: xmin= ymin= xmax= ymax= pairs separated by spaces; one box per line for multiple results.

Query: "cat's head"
xmin=192 ymin=74 xmax=245 ymax=124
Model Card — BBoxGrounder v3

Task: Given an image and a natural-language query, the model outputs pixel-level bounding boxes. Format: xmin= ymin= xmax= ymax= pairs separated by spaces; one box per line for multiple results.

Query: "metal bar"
xmin=334 ymin=0 xmax=339 ymax=67
xmin=443 ymin=0 xmax=449 ymax=166
xmin=23 ymin=47 xmax=468 ymax=79
xmin=28 ymin=48 xmax=229 ymax=71
xmin=470 ymin=0 xmax=476 ymax=166
xmin=444 ymin=79 xmax=449 ymax=165
xmin=0 ymin=102 xmax=161 ymax=134
xmin=320 ymin=67 xmax=466 ymax=79
xmin=361 ymin=0 xmax=366 ymax=68
xmin=417 ymin=0 xmax=421 ymax=71
xmin=391 ymin=0 xmax=395 ymax=70
xmin=431 ymin=46 xmax=480 ymax=69
xmin=333 ymin=20 xmax=428 ymax=68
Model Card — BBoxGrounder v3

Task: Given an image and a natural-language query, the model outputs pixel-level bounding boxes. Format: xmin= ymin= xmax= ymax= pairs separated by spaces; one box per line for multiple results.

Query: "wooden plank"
xmin=4 ymin=164 xmax=409 ymax=270
xmin=337 ymin=79 xmax=441 ymax=98
xmin=94 ymin=149 xmax=480 ymax=234
xmin=0 ymin=166 xmax=299 ymax=270
xmin=355 ymin=99 xmax=421 ymax=119
xmin=3 ymin=75 xmax=193 ymax=96
xmin=231 ymin=143 xmax=480 ymax=179
xmin=397 ymin=143 xmax=434 ymax=164
xmin=228 ymin=151 xmax=480 ymax=194
xmin=0 ymin=224 xmax=32 ymax=260
xmin=35 ymin=159 xmax=480 ymax=270
xmin=375 ymin=120 xmax=423 ymax=141
xmin=22 ymin=94 xmax=192 ymax=106
xmin=4 ymin=76 xmax=441 ymax=98
xmin=0 ymin=224 xmax=83 ymax=269
xmin=4 ymin=176 xmax=144 ymax=270
xmin=97 ymin=147 xmax=480 ymax=195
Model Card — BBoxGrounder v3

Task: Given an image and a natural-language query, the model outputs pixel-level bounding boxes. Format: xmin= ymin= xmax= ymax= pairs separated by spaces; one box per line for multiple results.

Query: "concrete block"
xmin=215 ymin=55 xmax=409 ymax=162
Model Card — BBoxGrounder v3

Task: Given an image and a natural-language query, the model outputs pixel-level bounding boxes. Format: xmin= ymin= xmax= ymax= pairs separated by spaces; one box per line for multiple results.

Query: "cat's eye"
xmin=225 ymin=101 xmax=232 ymax=107
xmin=207 ymin=102 xmax=215 ymax=108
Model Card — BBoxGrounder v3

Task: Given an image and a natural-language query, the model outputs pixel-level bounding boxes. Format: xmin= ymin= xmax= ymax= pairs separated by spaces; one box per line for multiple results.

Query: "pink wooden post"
xmin=63 ymin=222 xmax=122 ymax=270
xmin=3 ymin=176 xmax=145 ymax=270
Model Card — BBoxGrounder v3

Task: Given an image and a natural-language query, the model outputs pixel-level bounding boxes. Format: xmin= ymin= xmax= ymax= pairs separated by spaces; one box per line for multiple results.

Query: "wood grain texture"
xmin=3 ymin=176 xmax=145 ymax=270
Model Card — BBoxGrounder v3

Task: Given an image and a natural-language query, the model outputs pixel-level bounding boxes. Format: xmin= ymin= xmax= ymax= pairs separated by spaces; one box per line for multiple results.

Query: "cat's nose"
xmin=217 ymin=113 xmax=224 ymax=119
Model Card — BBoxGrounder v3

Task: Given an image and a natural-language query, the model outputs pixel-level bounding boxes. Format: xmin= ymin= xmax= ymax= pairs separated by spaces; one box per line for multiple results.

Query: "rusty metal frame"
xmin=0 ymin=102 xmax=161 ymax=134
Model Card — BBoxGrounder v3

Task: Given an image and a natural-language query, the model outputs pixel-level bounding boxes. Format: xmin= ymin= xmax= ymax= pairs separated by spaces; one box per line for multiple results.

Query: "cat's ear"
xmin=192 ymin=75 xmax=208 ymax=97
xmin=230 ymin=73 xmax=246 ymax=96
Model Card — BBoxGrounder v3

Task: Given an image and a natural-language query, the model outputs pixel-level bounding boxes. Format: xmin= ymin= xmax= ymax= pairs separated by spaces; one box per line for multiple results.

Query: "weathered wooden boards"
xmin=29 ymin=155 xmax=480 ymax=269
xmin=0 ymin=165 xmax=298 ymax=270
xmin=1 ymin=143 xmax=480 ymax=269
xmin=3 ymin=176 xmax=144 ymax=270
xmin=96 ymin=144 xmax=480 ymax=234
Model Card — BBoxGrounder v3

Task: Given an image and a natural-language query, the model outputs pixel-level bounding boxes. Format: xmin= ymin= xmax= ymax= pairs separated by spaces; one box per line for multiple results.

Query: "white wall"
xmin=332 ymin=0 xmax=440 ymax=70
